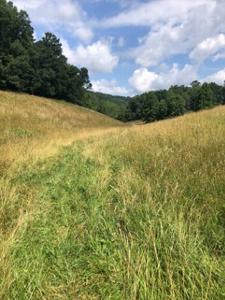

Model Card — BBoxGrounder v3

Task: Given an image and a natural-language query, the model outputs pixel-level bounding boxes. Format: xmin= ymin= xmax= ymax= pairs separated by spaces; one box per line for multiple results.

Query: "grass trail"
xmin=0 ymin=90 xmax=124 ymax=171
xmin=1 ymin=91 xmax=225 ymax=299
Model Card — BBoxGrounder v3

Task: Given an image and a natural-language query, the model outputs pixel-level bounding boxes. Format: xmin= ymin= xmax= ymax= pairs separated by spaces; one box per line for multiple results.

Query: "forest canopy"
xmin=125 ymin=81 xmax=225 ymax=122
xmin=0 ymin=0 xmax=91 ymax=103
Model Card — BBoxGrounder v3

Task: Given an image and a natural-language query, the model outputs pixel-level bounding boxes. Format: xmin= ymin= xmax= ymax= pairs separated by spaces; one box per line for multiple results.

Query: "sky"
xmin=13 ymin=0 xmax=225 ymax=96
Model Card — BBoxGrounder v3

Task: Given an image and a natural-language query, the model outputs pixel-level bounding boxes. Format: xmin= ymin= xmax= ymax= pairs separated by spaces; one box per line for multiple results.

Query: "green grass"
xmin=1 ymin=91 xmax=225 ymax=299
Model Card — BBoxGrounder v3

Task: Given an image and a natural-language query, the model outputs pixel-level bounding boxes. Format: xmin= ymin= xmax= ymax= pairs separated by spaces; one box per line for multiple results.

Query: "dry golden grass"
xmin=78 ymin=105 xmax=225 ymax=299
xmin=1 ymin=90 xmax=225 ymax=299
xmin=0 ymin=90 xmax=124 ymax=170
xmin=0 ymin=90 xmax=125 ymax=299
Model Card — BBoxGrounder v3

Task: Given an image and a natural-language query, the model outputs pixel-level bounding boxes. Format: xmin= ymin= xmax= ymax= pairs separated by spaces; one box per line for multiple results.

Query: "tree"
xmin=30 ymin=33 xmax=91 ymax=102
xmin=207 ymin=82 xmax=223 ymax=104
xmin=158 ymin=99 xmax=168 ymax=119
xmin=142 ymin=93 xmax=159 ymax=122
xmin=31 ymin=33 xmax=65 ymax=98
xmin=167 ymin=93 xmax=185 ymax=117
xmin=0 ymin=1 xmax=91 ymax=104
xmin=191 ymin=80 xmax=201 ymax=88
xmin=0 ymin=0 xmax=34 ymax=91
xmin=190 ymin=83 xmax=215 ymax=111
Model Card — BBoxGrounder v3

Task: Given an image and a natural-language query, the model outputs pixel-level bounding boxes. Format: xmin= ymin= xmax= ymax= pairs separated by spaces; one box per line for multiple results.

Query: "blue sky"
xmin=13 ymin=0 xmax=225 ymax=95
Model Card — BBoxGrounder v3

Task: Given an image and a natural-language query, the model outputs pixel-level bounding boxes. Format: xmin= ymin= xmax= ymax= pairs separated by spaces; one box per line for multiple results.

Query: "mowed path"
xmin=1 ymin=91 xmax=225 ymax=298
xmin=0 ymin=91 xmax=129 ymax=299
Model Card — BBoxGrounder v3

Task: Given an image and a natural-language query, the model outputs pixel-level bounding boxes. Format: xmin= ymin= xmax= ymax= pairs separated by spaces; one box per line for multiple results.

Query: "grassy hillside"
xmin=0 ymin=90 xmax=123 ymax=170
xmin=1 ymin=91 xmax=225 ymax=299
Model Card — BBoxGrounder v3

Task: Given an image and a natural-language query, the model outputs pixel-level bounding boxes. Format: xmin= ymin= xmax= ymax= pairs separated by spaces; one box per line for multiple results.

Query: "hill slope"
xmin=1 ymin=92 xmax=225 ymax=299
xmin=83 ymin=91 xmax=129 ymax=120
xmin=0 ymin=91 xmax=123 ymax=168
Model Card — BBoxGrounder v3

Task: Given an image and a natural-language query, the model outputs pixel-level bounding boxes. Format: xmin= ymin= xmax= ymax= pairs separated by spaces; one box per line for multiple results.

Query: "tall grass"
xmin=1 ymin=91 xmax=225 ymax=299
xmin=0 ymin=90 xmax=123 ymax=168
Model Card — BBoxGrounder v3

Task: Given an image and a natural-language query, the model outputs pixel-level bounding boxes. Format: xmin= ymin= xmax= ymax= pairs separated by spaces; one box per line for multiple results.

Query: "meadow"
xmin=1 ymin=91 xmax=225 ymax=299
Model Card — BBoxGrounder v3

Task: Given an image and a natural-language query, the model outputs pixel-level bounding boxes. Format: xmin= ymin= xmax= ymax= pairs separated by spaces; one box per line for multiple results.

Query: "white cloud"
xmin=213 ymin=52 xmax=225 ymax=62
xmin=62 ymin=40 xmax=119 ymax=73
xmin=13 ymin=0 xmax=93 ymax=43
xmin=61 ymin=39 xmax=75 ymax=64
xmin=129 ymin=68 xmax=159 ymax=93
xmin=102 ymin=0 xmax=225 ymax=67
xmin=202 ymin=69 xmax=225 ymax=85
xmin=132 ymin=23 xmax=185 ymax=67
xmin=13 ymin=0 xmax=46 ymax=10
xmin=190 ymin=34 xmax=225 ymax=62
xmin=129 ymin=64 xmax=197 ymax=93
xmin=103 ymin=0 xmax=207 ymax=27
xmin=91 ymin=79 xmax=129 ymax=96
xmin=12 ymin=0 xmax=225 ymax=90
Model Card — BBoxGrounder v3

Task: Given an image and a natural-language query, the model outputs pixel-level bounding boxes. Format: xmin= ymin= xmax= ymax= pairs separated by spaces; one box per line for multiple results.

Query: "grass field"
xmin=1 ymin=91 xmax=225 ymax=299
xmin=0 ymin=91 xmax=123 ymax=171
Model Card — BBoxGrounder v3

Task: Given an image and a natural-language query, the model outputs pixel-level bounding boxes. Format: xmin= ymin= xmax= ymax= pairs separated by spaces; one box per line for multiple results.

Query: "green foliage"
xmin=0 ymin=0 xmax=90 ymax=103
xmin=3 ymin=110 xmax=225 ymax=298
xmin=83 ymin=91 xmax=129 ymax=120
xmin=1 ymin=0 xmax=225 ymax=123
xmin=0 ymin=0 xmax=33 ymax=91
xmin=167 ymin=93 xmax=185 ymax=116
xmin=126 ymin=82 xmax=225 ymax=122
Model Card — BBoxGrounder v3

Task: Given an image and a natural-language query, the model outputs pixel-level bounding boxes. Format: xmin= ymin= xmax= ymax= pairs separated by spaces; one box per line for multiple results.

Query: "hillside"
xmin=1 ymin=92 xmax=225 ymax=299
xmin=83 ymin=91 xmax=129 ymax=120
xmin=0 ymin=90 xmax=123 ymax=169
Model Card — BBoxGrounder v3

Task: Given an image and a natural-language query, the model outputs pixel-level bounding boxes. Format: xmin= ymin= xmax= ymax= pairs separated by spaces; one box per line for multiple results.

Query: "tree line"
xmin=83 ymin=91 xmax=129 ymax=120
xmin=0 ymin=0 xmax=90 ymax=103
xmin=125 ymin=81 xmax=225 ymax=122
xmin=1 ymin=0 xmax=225 ymax=123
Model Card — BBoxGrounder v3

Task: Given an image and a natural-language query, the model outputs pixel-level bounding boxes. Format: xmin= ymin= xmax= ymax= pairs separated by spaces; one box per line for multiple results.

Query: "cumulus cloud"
xmin=103 ymin=0 xmax=206 ymax=27
xmin=102 ymin=0 xmax=225 ymax=67
xmin=202 ymin=69 xmax=225 ymax=85
xmin=132 ymin=24 xmax=185 ymax=67
xmin=129 ymin=68 xmax=159 ymax=93
xmin=91 ymin=79 xmax=129 ymax=96
xmin=129 ymin=64 xmax=197 ymax=93
xmin=62 ymin=40 xmax=119 ymax=73
xmin=12 ymin=0 xmax=225 ymax=89
xmin=190 ymin=34 xmax=225 ymax=62
xmin=13 ymin=0 xmax=93 ymax=43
